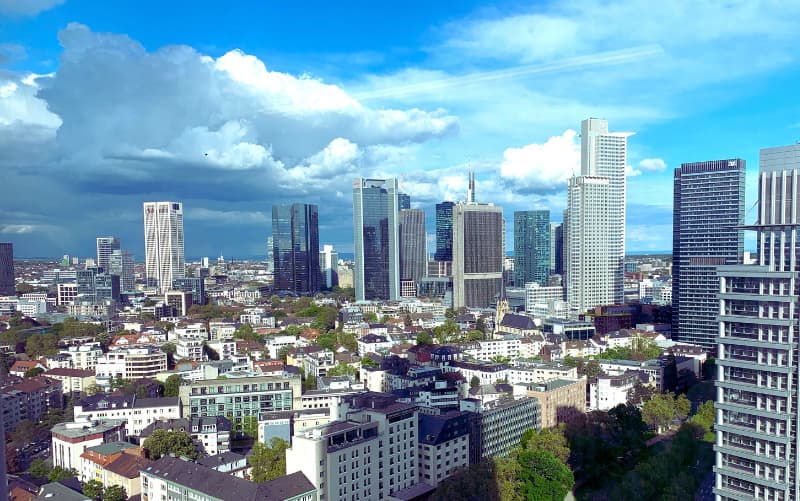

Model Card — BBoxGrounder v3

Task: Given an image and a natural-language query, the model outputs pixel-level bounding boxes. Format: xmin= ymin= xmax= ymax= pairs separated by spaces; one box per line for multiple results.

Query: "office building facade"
xmin=96 ymin=237 xmax=120 ymax=273
xmin=172 ymin=277 xmax=206 ymax=305
xmin=143 ymin=202 xmax=185 ymax=293
xmin=566 ymin=118 xmax=628 ymax=313
xmin=399 ymin=209 xmax=427 ymax=294
xmin=514 ymin=210 xmax=550 ymax=286
xmin=0 ymin=242 xmax=13 ymax=296
xmin=673 ymin=160 xmax=745 ymax=351
xmin=352 ymin=178 xmax=400 ymax=301
xmin=272 ymin=204 xmax=321 ymax=296
xmin=452 ymin=202 xmax=504 ymax=309
xmin=714 ymin=144 xmax=800 ymax=501
xmin=319 ymin=244 xmax=338 ymax=289
xmin=549 ymin=222 xmax=563 ymax=276
xmin=435 ymin=202 xmax=455 ymax=262
xmin=108 ymin=249 xmax=134 ymax=293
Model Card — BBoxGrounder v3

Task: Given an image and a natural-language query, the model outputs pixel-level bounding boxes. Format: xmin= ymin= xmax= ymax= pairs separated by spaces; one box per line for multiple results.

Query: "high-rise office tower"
xmin=272 ymin=204 xmax=320 ymax=296
xmin=549 ymin=222 xmax=563 ymax=276
xmin=143 ymin=202 xmax=185 ymax=293
xmin=266 ymin=236 xmax=274 ymax=274
xmin=566 ymin=118 xmax=629 ymax=313
xmin=0 ymin=243 xmax=13 ymax=296
xmin=514 ymin=210 xmax=550 ymax=286
xmin=452 ymin=177 xmax=504 ymax=309
xmin=398 ymin=193 xmax=411 ymax=210
xmin=108 ymin=249 xmax=135 ymax=293
xmin=435 ymin=201 xmax=455 ymax=262
xmin=715 ymin=144 xmax=800 ymax=500
xmin=399 ymin=209 xmax=427 ymax=293
xmin=673 ymin=160 xmax=745 ymax=351
xmin=319 ymin=244 xmax=338 ymax=289
xmin=96 ymin=237 xmax=120 ymax=273
xmin=352 ymin=178 xmax=400 ymax=301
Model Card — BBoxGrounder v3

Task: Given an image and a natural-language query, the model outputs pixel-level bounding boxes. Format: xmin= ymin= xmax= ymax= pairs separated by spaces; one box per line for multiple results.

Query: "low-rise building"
xmin=1 ymin=376 xmax=62 ymax=432
xmin=103 ymin=451 xmax=153 ymax=498
xmin=303 ymin=350 xmax=336 ymax=379
xmin=417 ymin=411 xmax=470 ymax=486
xmin=507 ymin=361 xmax=578 ymax=385
xmin=139 ymin=416 xmax=232 ymax=456
xmin=140 ymin=456 xmax=317 ymax=501
xmin=460 ymin=338 xmax=522 ymax=362
xmin=74 ymin=394 xmax=181 ymax=436
xmin=258 ymin=408 xmax=331 ymax=446
xmin=79 ymin=441 xmax=139 ymax=483
xmin=43 ymin=368 xmax=96 ymax=395
xmin=95 ymin=347 xmax=167 ymax=387
xmin=51 ymin=418 xmax=127 ymax=471
xmin=588 ymin=372 xmax=639 ymax=411
xmin=197 ymin=451 xmax=249 ymax=478
xmin=460 ymin=396 xmax=541 ymax=464
xmin=513 ymin=378 xmax=586 ymax=428
xmin=441 ymin=361 xmax=508 ymax=386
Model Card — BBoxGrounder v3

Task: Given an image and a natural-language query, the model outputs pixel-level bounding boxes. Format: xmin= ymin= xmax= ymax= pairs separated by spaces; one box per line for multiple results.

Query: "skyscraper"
xmin=319 ymin=244 xmax=338 ymax=289
xmin=714 ymin=144 xmax=800 ymax=500
xmin=143 ymin=202 xmax=185 ymax=293
xmin=266 ymin=236 xmax=274 ymax=274
xmin=566 ymin=118 xmax=629 ymax=313
xmin=514 ymin=210 xmax=550 ymax=286
xmin=352 ymin=178 xmax=400 ymax=301
xmin=96 ymin=237 xmax=120 ymax=273
xmin=108 ymin=249 xmax=135 ymax=293
xmin=0 ymin=243 xmax=14 ymax=296
xmin=549 ymin=222 xmax=563 ymax=276
xmin=399 ymin=209 xmax=427 ymax=290
xmin=672 ymin=160 xmax=745 ymax=351
xmin=435 ymin=201 xmax=455 ymax=262
xmin=272 ymin=204 xmax=320 ymax=296
xmin=398 ymin=193 xmax=411 ymax=210
xmin=452 ymin=176 xmax=504 ymax=309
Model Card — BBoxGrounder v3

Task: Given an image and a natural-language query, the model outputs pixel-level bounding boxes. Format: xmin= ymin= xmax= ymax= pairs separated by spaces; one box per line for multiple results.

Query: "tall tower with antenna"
xmin=467 ymin=170 xmax=476 ymax=203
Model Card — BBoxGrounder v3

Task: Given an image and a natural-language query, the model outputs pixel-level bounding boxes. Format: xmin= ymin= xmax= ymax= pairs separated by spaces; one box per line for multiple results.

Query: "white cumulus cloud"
xmin=638 ymin=158 xmax=667 ymax=172
xmin=0 ymin=0 xmax=64 ymax=16
xmin=499 ymin=129 xmax=579 ymax=192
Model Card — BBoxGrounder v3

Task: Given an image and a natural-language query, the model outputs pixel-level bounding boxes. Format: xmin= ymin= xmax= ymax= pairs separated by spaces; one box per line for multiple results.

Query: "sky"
xmin=2 ymin=0 xmax=800 ymax=259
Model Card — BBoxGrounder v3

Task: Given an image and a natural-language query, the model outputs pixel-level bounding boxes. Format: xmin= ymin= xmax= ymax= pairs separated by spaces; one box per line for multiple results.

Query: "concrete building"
xmin=588 ymin=372 xmax=639 ymax=411
xmin=513 ymin=378 xmax=585 ymax=429
xmin=60 ymin=344 xmax=103 ymax=371
xmin=73 ymin=394 xmax=181 ymax=437
xmin=44 ymin=368 xmax=96 ymax=395
xmin=108 ymin=249 xmax=135 ymax=293
xmin=1 ymin=376 xmax=62 ymax=433
xmin=672 ymin=159 xmax=745 ymax=351
xmin=460 ymin=396 xmax=541 ymax=463
xmin=139 ymin=416 xmax=232 ymax=456
xmin=95 ymin=347 xmax=167 ymax=387
xmin=714 ymin=143 xmax=800 ymax=501
xmin=143 ymin=201 xmax=185 ymax=293
xmin=417 ymin=411 xmax=470 ymax=486
xmin=565 ymin=118 xmax=629 ymax=314
xmin=51 ymin=418 xmax=127 ymax=471
xmin=286 ymin=392 xmax=418 ymax=501
xmin=399 ymin=209 xmax=427 ymax=296
xmin=353 ymin=178 xmax=401 ymax=301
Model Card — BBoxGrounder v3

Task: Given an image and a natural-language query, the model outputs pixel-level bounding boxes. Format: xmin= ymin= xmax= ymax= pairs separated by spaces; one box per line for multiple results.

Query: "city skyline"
xmin=4 ymin=2 xmax=798 ymax=258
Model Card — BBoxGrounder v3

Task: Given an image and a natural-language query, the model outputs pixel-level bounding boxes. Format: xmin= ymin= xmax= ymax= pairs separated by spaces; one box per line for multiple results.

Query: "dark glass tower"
xmin=353 ymin=179 xmax=400 ymax=300
xmin=0 ymin=243 xmax=13 ymax=296
xmin=672 ymin=159 xmax=744 ymax=350
xmin=399 ymin=209 xmax=427 ymax=284
xmin=514 ymin=210 xmax=550 ymax=286
xmin=435 ymin=201 xmax=455 ymax=262
xmin=272 ymin=204 xmax=321 ymax=296
xmin=550 ymin=222 xmax=563 ymax=276
xmin=398 ymin=193 xmax=411 ymax=210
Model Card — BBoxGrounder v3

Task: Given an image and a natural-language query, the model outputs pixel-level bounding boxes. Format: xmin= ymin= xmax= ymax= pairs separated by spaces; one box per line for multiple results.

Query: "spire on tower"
xmin=467 ymin=170 xmax=475 ymax=203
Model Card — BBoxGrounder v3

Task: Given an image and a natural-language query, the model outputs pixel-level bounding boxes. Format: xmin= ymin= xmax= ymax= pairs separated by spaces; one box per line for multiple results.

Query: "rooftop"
xmin=52 ymin=419 xmax=127 ymax=439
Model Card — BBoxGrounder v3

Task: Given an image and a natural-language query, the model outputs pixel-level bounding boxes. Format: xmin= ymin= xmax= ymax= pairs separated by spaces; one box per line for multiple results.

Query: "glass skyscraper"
xmin=672 ymin=159 xmax=745 ymax=350
xmin=352 ymin=178 xmax=400 ymax=300
xmin=514 ymin=210 xmax=550 ymax=286
xmin=108 ymin=249 xmax=135 ymax=293
xmin=96 ymin=236 xmax=120 ymax=273
xmin=0 ymin=242 xmax=13 ymax=296
xmin=398 ymin=193 xmax=411 ymax=210
xmin=435 ymin=201 xmax=455 ymax=262
xmin=399 ymin=209 xmax=427 ymax=285
xmin=272 ymin=204 xmax=320 ymax=296
xmin=143 ymin=201 xmax=185 ymax=293
xmin=549 ymin=222 xmax=563 ymax=276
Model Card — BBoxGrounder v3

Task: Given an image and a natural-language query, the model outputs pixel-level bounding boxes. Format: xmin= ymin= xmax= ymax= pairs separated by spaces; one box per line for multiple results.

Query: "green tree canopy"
xmin=24 ymin=366 xmax=45 ymax=378
xmin=11 ymin=419 xmax=37 ymax=445
xmin=327 ymin=362 xmax=358 ymax=377
xmin=103 ymin=485 xmax=127 ymax=501
xmin=143 ymin=429 xmax=200 ymax=460
xmin=642 ymin=392 xmax=679 ymax=434
xmin=28 ymin=458 xmax=50 ymax=479
xmin=521 ymin=427 xmax=570 ymax=464
xmin=164 ymin=374 xmax=184 ymax=397
xmin=361 ymin=357 xmax=378 ymax=368
xmin=470 ymin=375 xmax=481 ymax=389
xmin=82 ymin=479 xmax=104 ymax=500
xmin=517 ymin=449 xmax=574 ymax=501
xmin=48 ymin=466 xmax=79 ymax=482
xmin=416 ymin=331 xmax=434 ymax=345
xmin=249 ymin=438 xmax=289 ymax=482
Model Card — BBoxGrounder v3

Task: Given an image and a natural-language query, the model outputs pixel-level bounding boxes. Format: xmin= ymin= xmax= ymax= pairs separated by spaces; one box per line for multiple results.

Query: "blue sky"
xmin=2 ymin=0 xmax=800 ymax=259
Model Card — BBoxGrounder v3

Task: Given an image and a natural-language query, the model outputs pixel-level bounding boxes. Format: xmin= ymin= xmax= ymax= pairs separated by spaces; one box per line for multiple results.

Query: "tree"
xmin=164 ymin=374 xmax=184 ymax=397
xmin=360 ymin=357 xmax=378 ymax=369
xmin=24 ymin=366 xmax=44 ymax=378
xmin=11 ymin=419 xmax=36 ymax=445
xmin=303 ymin=374 xmax=317 ymax=392
xmin=627 ymin=381 xmax=655 ymax=406
xmin=489 ymin=355 xmax=510 ymax=365
xmin=143 ymin=429 xmax=201 ymax=460
xmin=517 ymin=449 xmax=574 ymax=501
xmin=466 ymin=330 xmax=484 ymax=342
xmin=161 ymin=342 xmax=176 ymax=356
xmin=416 ymin=331 xmax=433 ymax=345
xmin=82 ymin=480 xmax=104 ymax=500
xmin=327 ymin=363 xmax=357 ymax=377
xmin=28 ymin=458 xmax=50 ymax=478
xmin=103 ymin=485 xmax=127 ymax=501
xmin=249 ymin=438 xmax=289 ymax=482
xmin=470 ymin=375 xmax=481 ymax=389
xmin=583 ymin=360 xmax=603 ymax=379
xmin=641 ymin=393 xmax=676 ymax=434
xmin=675 ymin=393 xmax=691 ymax=421
xmin=688 ymin=401 xmax=715 ymax=441
xmin=433 ymin=319 xmax=460 ymax=344
xmin=363 ymin=312 xmax=378 ymax=323
xmin=521 ymin=428 xmax=570 ymax=464
xmin=48 ymin=466 xmax=79 ymax=482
